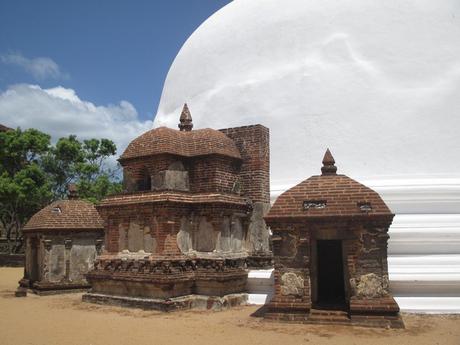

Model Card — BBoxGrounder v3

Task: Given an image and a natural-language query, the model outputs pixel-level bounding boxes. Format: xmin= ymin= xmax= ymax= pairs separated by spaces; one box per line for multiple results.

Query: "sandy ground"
xmin=1 ymin=268 xmax=459 ymax=345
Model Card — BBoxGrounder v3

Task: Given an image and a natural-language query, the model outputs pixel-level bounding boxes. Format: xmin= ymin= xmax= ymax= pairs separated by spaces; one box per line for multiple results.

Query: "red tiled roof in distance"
xmin=23 ymin=199 xmax=104 ymax=232
xmin=119 ymin=126 xmax=242 ymax=162
xmin=266 ymin=150 xmax=393 ymax=220
xmin=0 ymin=124 xmax=12 ymax=132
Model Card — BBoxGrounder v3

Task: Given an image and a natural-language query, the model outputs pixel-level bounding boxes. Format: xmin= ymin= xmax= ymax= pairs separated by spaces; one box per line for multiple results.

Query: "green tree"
xmin=0 ymin=128 xmax=121 ymax=253
xmin=42 ymin=136 xmax=121 ymax=202
xmin=0 ymin=128 xmax=52 ymax=253
xmin=73 ymin=138 xmax=122 ymax=203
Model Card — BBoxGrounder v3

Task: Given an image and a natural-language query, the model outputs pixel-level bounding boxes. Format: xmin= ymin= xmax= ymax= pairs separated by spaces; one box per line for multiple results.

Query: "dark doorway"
xmin=316 ymin=240 xmax=345 ymax=308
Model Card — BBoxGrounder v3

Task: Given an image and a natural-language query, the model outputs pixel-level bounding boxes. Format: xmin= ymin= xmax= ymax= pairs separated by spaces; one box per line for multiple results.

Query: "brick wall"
xmin=188 ymin=156 xmax=238 ymax=193
xmin=219 ymin=125 xmax=270 ymax=203
xmin=121 ymin=154 xmax=239 ymax=194
xmin=99 ymin=203 xmax=248 ymax=255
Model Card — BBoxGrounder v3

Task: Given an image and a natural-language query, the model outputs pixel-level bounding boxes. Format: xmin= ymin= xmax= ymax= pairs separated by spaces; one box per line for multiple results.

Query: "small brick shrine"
xmin=17 ymin=186 xmax=104 ymax=295
xmin=263 ymin=149 xmax=403 ymax=328
xmin=83 ymin=104 xmax=271 ymax=310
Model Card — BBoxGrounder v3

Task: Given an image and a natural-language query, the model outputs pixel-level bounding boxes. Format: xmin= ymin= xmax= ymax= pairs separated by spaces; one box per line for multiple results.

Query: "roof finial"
xmin=321 ymin=148 xmax=337 ymax=175
xmin=67 ymin=184 xmax=79 ymax=199
xmin=178 ymin=103 xmax=193 ymax=131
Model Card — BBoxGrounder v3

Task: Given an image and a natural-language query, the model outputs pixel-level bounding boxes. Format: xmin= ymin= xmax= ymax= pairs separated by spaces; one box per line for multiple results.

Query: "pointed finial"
xmin=321 ymin=148 xmax=337 ymax=175
xmin=67 ymin=184 xmax=79 ymax=199
xmin=178 ymin=103 xmax=193 ymax=131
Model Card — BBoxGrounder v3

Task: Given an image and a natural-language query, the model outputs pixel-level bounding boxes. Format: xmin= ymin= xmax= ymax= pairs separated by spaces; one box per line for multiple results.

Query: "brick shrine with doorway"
xmin=263 ymin=149 xmax=403 ymax=328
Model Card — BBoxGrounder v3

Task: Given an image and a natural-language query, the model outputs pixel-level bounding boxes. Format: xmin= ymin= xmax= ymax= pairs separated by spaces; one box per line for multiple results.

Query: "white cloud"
xmin=1 ymin=53 xmax=68 ymax=80
xmin=0 ymin=84 xmax=153 ymax=158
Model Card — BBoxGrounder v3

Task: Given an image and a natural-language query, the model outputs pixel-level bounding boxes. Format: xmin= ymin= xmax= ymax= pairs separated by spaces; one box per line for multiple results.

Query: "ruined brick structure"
xmin=263 ymin=150 xmax=403 ymax=328
xmin=83 ymin=104 xmax=271 ymax=310
xmin=17 ymin=186 xmax=104 ymax=295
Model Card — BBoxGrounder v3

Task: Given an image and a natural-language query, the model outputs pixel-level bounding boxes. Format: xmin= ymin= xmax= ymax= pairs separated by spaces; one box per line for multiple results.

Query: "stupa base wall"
xmin=84 ymin=256 xmax=249 ymax=307
xmin=82 ymin=292 xmax=248 ymax=312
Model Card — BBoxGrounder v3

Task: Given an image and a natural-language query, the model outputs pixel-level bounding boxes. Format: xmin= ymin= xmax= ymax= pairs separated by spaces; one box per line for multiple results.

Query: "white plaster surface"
xmin=156 ymin=0 xmax=460 ymax=312
xmin=155 ymin=0 xmax=460 ymax=187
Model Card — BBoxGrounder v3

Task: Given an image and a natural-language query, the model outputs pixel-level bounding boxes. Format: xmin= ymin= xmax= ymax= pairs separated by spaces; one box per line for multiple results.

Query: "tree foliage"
xmin=42 ymin=136 xmax=120 ymax=200
xmin=0 ymin=128 xmax=121 ymax=253
xmin=0 ymin=128 xmax=52 ymax=253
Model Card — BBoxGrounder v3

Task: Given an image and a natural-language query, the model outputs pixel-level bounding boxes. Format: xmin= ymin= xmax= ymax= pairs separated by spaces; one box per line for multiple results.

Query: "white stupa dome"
xmin=155 ymin=0 xmax=460 ymax=190
xmin=155 ymin=0 xmax=460 ymax=312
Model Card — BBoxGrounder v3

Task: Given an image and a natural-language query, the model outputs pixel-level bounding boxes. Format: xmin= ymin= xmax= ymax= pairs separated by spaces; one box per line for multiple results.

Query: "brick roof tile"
xmin=266 ymin=174 xmax=392 ymax=219
xmin=119 ymin=127 xmax=241 ymax=161
xmin=24 ymin=199 xmax=104 ymax=231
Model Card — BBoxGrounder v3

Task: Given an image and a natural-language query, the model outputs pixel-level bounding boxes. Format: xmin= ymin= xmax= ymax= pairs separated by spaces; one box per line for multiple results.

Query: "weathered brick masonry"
xmin=17 ymin=187 xmax=104 ymax=295
xmin=84 ymin=104 xmax=271 ymax=310
xmin=263 ymin=149 xmax=403 ymax=328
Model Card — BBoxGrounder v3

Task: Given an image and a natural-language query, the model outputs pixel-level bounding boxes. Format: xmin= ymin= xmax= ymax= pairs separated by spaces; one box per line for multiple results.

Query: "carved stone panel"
xmin=351 ymin=273 xmax=389 ymax=298
xmin=231 ymin=216 xmax=244 ymax=252
xmin=177 ymin=216 xmax=193 ymax=253
xmin=118 ymin=223 xmax=127 ymax=252
xmin=143 ymin=226 xmax=156 ymax=253
xmin=128 ymin=221 xmax=143 ymax=252
xmin=280 ymin=272 xmax=304 ymax=296
xmin=49 ymin=244 xmax=65 ymax=283
xmin=195 ymin=217 xmax=215 ymax=252
xmin=69 ymin=243 xmax=96 ymax=282
xmin=218 ymin=217 xmax=231 ymax=252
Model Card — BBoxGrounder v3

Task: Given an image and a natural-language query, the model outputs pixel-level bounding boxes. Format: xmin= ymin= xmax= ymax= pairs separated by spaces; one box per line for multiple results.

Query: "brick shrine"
xmin=263 ymin=149 xmax=403 ymax=328
xmin=17 ymin=186 xmax=104 ymax=295
xmin=83 ymin=104 xmax=271 ymax=310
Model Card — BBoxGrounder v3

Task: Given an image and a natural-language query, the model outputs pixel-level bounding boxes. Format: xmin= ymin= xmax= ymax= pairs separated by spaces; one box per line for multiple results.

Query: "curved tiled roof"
xmin=266 ymin=174 xmax=392 ymax=220
xmin=119 ymin=127 xmax=241 ymax=161
xmin=23 ymin=199 xmax=104 ymax=231
xmin=267 ymin=150 xmax=392 ymax=220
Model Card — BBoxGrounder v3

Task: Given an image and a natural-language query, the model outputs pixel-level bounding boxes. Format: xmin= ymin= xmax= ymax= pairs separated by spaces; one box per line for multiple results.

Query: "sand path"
xmin=1 ymin=268 xmax=459 ymax=345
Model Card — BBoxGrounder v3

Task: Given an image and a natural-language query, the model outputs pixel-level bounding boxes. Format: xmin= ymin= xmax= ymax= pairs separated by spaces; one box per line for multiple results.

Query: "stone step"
xmin=310 ymin=308 xmax=349 ymax=316
xmin=309 ymin=309 xmax=350 ymax=323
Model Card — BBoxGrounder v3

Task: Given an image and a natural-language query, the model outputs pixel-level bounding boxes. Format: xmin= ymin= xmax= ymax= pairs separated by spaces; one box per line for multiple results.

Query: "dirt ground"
xmin=1 ymin=268 xmax=459 ymax=345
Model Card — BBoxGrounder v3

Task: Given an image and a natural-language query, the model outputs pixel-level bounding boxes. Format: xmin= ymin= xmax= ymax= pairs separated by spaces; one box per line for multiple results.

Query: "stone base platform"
xmin=18 ymin=278 xmax=91 ymax=295
xmin=32 ymin=287 xmax=91 ymax=296
xmin=82 ymin=292 xmax=248 ymax=312
xmin=262 ymin=308 xmax=404 ymax=329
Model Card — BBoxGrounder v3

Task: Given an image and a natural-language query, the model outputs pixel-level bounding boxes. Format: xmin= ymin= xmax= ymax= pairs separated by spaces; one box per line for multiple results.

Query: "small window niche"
xmin=137 ymin=167 xmax=152 ymax=191
xmin=358 ymin=202 xmax=372 ymax=212
xmin=51 ymin=206 xmax=62 ymax=214
xmin=303 ymin=200 xmax=327 ymax=210
xmin=152 ymin=161 xmax=189 ymax=192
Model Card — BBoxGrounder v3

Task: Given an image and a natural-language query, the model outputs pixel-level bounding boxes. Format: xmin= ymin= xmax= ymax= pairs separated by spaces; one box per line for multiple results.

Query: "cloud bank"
xmin=0 ymin=84 xmax=153 ymax=157
xmin=1 ymin=53 xmax=67 ymax=80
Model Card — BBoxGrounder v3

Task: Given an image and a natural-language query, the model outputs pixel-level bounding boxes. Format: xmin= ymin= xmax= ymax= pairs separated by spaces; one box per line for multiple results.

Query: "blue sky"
xmin=0 ymin=0 xmax=230 ymax=123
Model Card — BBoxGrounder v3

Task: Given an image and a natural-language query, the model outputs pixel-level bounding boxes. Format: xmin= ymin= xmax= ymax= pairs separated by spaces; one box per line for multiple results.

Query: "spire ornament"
xmin=67 ymin=184 xmax=79 ymax=199
xmin=321 ymin=148 xmax=337 ymax=175
xmin=178 ymin=103 xmax=193 ymax=131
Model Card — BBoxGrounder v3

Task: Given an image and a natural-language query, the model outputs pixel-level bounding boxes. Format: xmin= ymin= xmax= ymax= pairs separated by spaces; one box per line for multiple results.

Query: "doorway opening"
xmin=316 ymin=240 xmax=346 ymax=308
